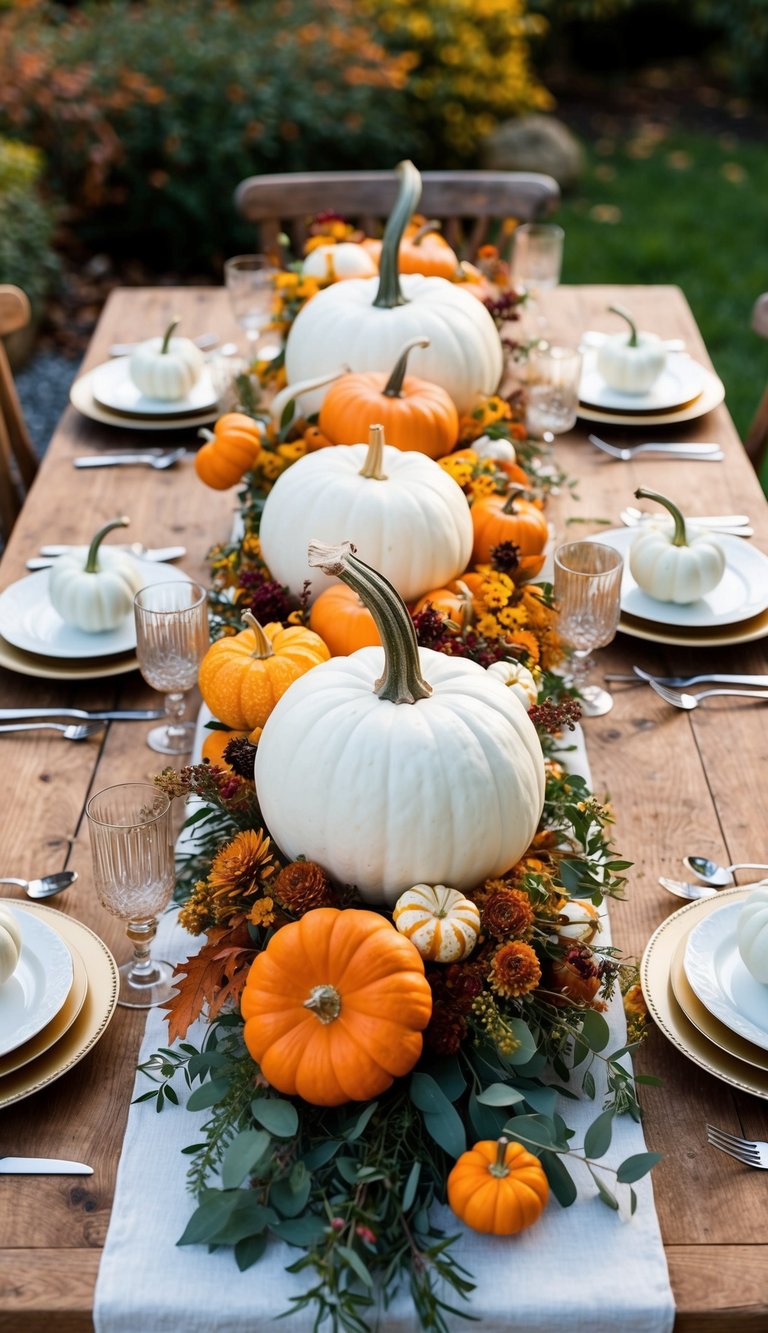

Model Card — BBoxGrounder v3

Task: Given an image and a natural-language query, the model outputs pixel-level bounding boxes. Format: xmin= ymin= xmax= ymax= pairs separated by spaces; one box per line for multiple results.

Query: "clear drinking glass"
xmin=134 ymin=581 xmax=209 ymax=754
xmin=526 ymin=344 xmax=582 ymax=441
xmin=87 ymin=783 xmax=175 ymax=1008
xmin=224 ymin=253 xmax=280 ymax=358
xmin=512 ymin=223 xmax=564 ymax=335
xmin=554 ymin=541 xmax=624 ymax=717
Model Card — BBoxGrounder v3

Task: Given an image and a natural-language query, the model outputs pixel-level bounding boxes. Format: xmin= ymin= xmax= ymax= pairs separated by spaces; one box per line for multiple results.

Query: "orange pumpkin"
xmin=471 ymin=491 xmax=549 ymax=566
xmin=304 ymin=425 xmax=335 ymax=452
xmin=364 ymin=218 xmax=459 ymax=280
xmin=195 ymin=413 xmax=262 ymax=490
xmin=548 ymin=946 xmax=603 ymax=1008
xmin=198 ymin=612 xmax=330 ymax=731
xmin=447 ymin=1136 xmax=549 ymax=1235
xmin=412 ymin=579 xmax=474 ymax=629
xmin=309 ymin=584 xmax=381 ymax=655
xmin=201 ymin=727 xmax=247 ymax=769
xmin=318 ymin=337 xmax=459 ymax=459
xmin=241 ymin=907 xmax=433 ymax=1105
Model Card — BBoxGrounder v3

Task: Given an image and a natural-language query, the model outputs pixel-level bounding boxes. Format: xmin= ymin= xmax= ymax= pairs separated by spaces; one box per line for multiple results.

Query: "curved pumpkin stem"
xmin=489 ymin=1136 xmax=510 ymax=1178
xmin=160 ymin=319 xmax=179 ymax=354
xmin=271 ymin=365 xmax=351 ymax=426
xmin=634 ymin=487 xmax=688 ymax=547
xmin=242 ymin=610 xmax=274 ymax=659
xmin=85 ymin=516 xmax=130 ymax=574
xmin=373 ymin=160 xmax=422 ymax=311
xmin=608 ymin=304 xmax=639 ymax=347
xmin=502 ymin=486 xmax=530 ymax=516
xmin=307 ymin=540 xmax=433 ymax=705
xmin=383 ymin=337 xmax=430 ymax=399
xmin=410 ymin=219 xmax=443 ymax=247
xmin=358 ymin=424 xmax=389 ymax=480
xmin=453 ymin=580 xmax=475 ymax=632
xmin=304 ymin=983 xmax=341 ymax=1023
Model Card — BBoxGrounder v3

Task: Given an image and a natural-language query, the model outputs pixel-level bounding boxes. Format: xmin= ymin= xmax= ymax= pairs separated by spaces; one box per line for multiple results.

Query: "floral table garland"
xmin=137 ymin=179 xmax=656 ymax=1333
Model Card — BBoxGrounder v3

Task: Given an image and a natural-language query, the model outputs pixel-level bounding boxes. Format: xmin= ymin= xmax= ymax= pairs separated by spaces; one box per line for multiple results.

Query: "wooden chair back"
xmin=0 ymin=285 xmax=38 ymax=542
xmin=745 ymin=292 xmax=768 ymax=477
xmin=234 ymin=170 xmax=560 ymax=261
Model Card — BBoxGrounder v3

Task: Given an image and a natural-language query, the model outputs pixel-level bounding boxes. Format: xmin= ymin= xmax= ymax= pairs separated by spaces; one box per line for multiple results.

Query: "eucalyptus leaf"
xmin=428 ymin=1056 xmax=466 ymax=1102
xmin=590 ymin=1168 xmax=620 ymax=1212
xmin=235 ymin=1233 xmax=267 ymax=1272
xmin=270 ymin=1172 xmax=312 ymax=1218
xmin=303 ymin=1140 xmax=342 ymax=1169
xmin=476 ymin=1083 xmax=525 ymax=1108
xmin=581 ymin=1069 xmax=596 ymax=1100
xmin=424 ymin=1104 xmax=466 ymax=1159
xmin=344 ymin=1101 xmax=379 ymax=1141
xmin=579 ymin=1009 xmax=611 ymax=1052
xmin=469 ymin=1091 xmax=509 ymax=1142
xmin=186 ymin=1078 xmax=230 ymax=1112
xmin=208 ymin=1196 xmax=276 ymax=1246
xmin=178 ymin=1190 xmax=240 ymax=1246
xmin=410 ymin=1072 xmax=449 ymax=1115
xmin=221 ymin=1129 xmax=271 ymax=1189
xmin=583 ymin=1108 xmax=614 ymax=1161
xmin=540 ymin=1150 xmax=578 ymax=1207
xmin=335 ymin=1155 xmax=359 ymax=1186
xmin=274 ymin=1215 xmax=328 ymax=1247
xmin=501 ymin=1114 xmax=555 ymax=1150
xmin=616 ymin=1151 xmax=662 ymax=1184
xmin=251 ymin=1098 xmax=299 ymax=1138
xmin=522 ymin=1085 xmax=557 ymax=1119
xmin=336 ymin=1244 xmax=374 ymax=1289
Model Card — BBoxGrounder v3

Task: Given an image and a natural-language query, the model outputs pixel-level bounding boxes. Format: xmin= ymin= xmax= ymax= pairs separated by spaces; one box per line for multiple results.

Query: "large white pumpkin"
xmin=284 ymin=162 xmax=503 ymax=416
xmin=258 ymin=425 xmax=472 ymax=604
xmin=255 ymin=542 xmax=545 ymax=905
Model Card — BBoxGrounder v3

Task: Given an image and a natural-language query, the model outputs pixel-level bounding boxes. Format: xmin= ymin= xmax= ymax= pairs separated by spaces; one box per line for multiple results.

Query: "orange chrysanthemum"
xmin=489 ymin=941 xmax=541 ymax=998
xmin=273 ymin=860 xmax=336 ymax=915
xmin=208 ymin=828 xmax=275 ymax=906
xmin=482 ymin=887 xmax=534 ymax=941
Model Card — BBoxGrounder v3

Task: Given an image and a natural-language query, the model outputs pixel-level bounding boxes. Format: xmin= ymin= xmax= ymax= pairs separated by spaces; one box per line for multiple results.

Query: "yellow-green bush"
xmin=0 ymin=137 xmax=58 ymax=312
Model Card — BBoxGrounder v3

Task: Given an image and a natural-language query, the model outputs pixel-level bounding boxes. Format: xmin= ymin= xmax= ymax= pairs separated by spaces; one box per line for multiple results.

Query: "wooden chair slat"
xmin=0 ymin=285 xmax=39 ymax=542
xmin=746 ymin=293 xmax=768 ymax=475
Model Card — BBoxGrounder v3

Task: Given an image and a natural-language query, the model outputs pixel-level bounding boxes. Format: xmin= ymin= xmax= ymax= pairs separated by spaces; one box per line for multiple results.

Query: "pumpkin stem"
xmin=383 ymin=337 xmax=430 ymax=399
xmin=307 ymin=540 xmax=433 ymax=705
xmin=242 ymin=610 xmax=275 ymax=658
xmin=160 ymin=319 xmax=180 ymax=354
xmin=358 ymin=424 xmax=389 ymax=480
xmin=271 ymin=366 xmax=351 ymax=426
xmin=411 ymin=219 xmax=442 ymax=247
xmin=607 ymin=304 xmax=639 ymax=348
xmin=454 ymin=580 xmax=474 ymax=631
xmin=501 ymin=486 xmax=529 ymax=516
xmin=304 ymin=983 xmax=342 ymax=1024
xmin=373 ymin=160 xmax=422 ymax=311
xmin=197 ymin=428 xmax=215 ymax=443
xmin=634 ymin=487 xmax=687 ymax=547
xmin=489 ymin=1136 xmax=511 ymax=1179
xmin=84 ymin=516 xmax=130 ymax=574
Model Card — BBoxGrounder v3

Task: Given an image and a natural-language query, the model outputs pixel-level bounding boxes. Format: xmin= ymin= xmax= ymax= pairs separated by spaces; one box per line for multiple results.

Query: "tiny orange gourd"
xmin=447 ymin=1136 xmax=549 ymax=1235
xmin=309 ymin=584 xmax=381 ymax=655
xmin=318 ymin=337 xmax=459 ymax=459
xmin=201 ymin=727 xmax=248 ymax=769
xmin=364 ymin=217 xmax=459 ymax=280
xmin=470 ymin=490 xmax=549 ymax=566
xmin=195 ymin=412 xmax=262 ymax=490
xmin=412 ymin=580 xmax=474 ymax=629
xmin=241 ymin=907 xmax=433 ymax=1105
xmin=198 ymin=612 xmax=330 ymax=731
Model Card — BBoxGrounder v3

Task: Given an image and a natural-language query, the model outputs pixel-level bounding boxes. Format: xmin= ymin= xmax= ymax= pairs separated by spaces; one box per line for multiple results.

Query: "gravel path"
xmin=15 ymin=351 xmax=81 ymax=457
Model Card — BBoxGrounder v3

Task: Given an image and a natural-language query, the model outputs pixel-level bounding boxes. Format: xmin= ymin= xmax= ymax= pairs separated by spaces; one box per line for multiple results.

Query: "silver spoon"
xmin=658 ymin=876 xmax=720 ymax=901
xmin=682 ymin=856 xmax=768 ymax=887
xmin=0 ymin=870 xmax=77 ymax=900
xmin=74 ymin=448 xmax=187 ymax=470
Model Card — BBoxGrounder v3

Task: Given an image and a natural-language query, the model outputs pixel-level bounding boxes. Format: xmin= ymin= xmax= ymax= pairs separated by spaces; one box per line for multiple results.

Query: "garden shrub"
xmin=0 ymin=137 xmax=59 ymax=316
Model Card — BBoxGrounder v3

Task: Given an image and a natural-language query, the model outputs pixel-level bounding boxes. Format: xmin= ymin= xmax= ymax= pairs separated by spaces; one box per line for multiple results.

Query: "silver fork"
xmin=0 ymin=721 xmax=104 ymax=741
xmin=633 ymin=666 xmax=768 ymax=688
xmin=588 ymin=434 xmax=724 ymax=462
xmin=74 ymin=448 xmax=187 ymax=470
xmin=650 ymin=681 xmax=768 ymax=710
xmin=707 ymin=1125 xmax=768 ymax=1168
xmin=619 ymin=506 xmax=752 ymax=537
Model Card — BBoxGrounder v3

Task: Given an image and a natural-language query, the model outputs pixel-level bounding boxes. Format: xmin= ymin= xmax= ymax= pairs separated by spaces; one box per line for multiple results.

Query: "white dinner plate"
xmin=579 ymin=350 xmax=706 ymax=412
xmin=70 ymin=368 xmax=219 ymax=431
xmin=0 ymin=558 xmax=192 ymax=660
xmin=0 ymin=907 xmax=73 ymax=1058
xmin=616 ymin=606 xmax=768 ymax=648
xmin=91 ymin=357 xmax=219 ymax=417
xmin=591 ymin=527 xmax=768 ymax=628
xmin=577 ymin=366 xmax=725 ymax=428
xmin=684 ymin=901 xmax=768 ymax=1053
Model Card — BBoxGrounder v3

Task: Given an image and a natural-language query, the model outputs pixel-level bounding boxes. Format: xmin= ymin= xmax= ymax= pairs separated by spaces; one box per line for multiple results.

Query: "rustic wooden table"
xmin=0 ymin=285 xmax=766 ymax=1330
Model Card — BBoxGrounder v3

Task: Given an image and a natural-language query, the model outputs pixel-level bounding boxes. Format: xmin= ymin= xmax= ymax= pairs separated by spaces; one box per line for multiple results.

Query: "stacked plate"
xmin=578 ymin=347 xmax=725 ymax=428
xmin=0 ymin=559 xmax=191 ymax=680
xmin=0 ymin=900 xmax=118 ymax=1109
xmin=642 ymin=886 xmax=768 ymax=1099
xmin=70 ymin=357 xmax=220 ymax=431
xmin=592 ymin=528 xmax=768 ymax=648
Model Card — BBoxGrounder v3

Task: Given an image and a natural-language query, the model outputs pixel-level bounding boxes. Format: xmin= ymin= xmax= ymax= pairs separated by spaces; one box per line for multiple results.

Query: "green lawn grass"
xmin=557 ymin=126 xmax=768 ymax=488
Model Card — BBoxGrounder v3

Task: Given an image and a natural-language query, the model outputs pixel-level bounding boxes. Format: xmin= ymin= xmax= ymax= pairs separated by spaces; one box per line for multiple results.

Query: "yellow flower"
xmin=481 ymin=582 xmax=510 ymax=610
xmin=497 ymin=604 xmax=527 ymax=628
xmin=468 ymin=475 xmax=496 ymax=501
xmin=249 ymin=896 xmax=276 ymax=927
xmin=277 ymin=440 xmax=308 ymax=462
xmin=476 ymin=612 xmax=502 ymax=638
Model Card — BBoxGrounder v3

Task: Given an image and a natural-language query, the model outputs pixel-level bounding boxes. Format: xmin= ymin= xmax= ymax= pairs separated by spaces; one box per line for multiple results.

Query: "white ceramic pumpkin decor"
xmin=472 ymin=434 xmax=517 ymax=464
xmin=629 ymin=487 xmax=725 ymax=605
xmin=0 ymin=906 xmax=22 ymax=985
xmin=556 ymin=899 xmax=601 ymax=945
xmin=486 ymin=659 xmax=538 ymax=708
xmin=301 ymin=242 xmax=378 ymax=281
xmin=393 ymin=884 xmax=480 ymax=963
xmin=596 ymin=305 xmax=667 ymax=394
xmin=255 ymin=541 xmax=546 ymax=904
xmin=129 ymin=319 xmax=204 ymax=400
xmin=48 ymin=517 xmax=145 ymax=632
xmin=284 ymin=161 xmax=503 ymax=415
xmin=258 ymin=424 xmax=473 ymax=604
xmin=737 ymin=885 xmax=768 ymax=983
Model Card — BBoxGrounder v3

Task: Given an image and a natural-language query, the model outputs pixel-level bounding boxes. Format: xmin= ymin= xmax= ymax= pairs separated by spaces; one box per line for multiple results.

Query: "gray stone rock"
xmin=481 ymin=114 xmax=585 ymax=191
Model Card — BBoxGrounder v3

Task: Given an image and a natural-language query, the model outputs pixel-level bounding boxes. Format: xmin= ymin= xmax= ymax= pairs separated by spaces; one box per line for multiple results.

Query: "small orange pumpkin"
xmin=412 ymin=579 xmax=474 ymax=629
xmin=470 ymin=490 xmax=549 ymax=566
xmin=318 ymin=337 xmax=459 ymax=459
xmin=447 ymin=1136 xmax=549 ymax=1235
xmin=364 ymin=218 xmax=459 ymax=280
xmin=201 ymin=727 xmax=247 ymax=769
xmin=241 ymin=906 xmax=433 ymax=1105
xmin=195 ymin=412 xmax=263 ymax=490
xmin=304 ymin=424 xmax=335 ymax=452
xmin=198 ymin=612 xmax=330 ymax=731
xmin=309 ymin=584 xmax=381 ymax=655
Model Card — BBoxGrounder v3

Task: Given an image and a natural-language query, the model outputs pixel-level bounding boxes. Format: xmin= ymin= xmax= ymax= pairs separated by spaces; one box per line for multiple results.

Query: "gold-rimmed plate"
xmin=0 ymin=631 xmax=138 ymax=681
xmin=641 ymin=886 xmax=768 ymax=1100
xmin=70 ymin=367 xmax=219 ymax=432
xmin=670 ymin=935 xmax=768 ymax=1073
xmin=577 ymin=365 xmax=725 ymax=427
xmin=0 ymin=937 xmax=88 ymax=1078
xmin=617 ymin=605 xmax=768 ymax=648
xmin=0 ymin=901 xmax=118 ymax=1110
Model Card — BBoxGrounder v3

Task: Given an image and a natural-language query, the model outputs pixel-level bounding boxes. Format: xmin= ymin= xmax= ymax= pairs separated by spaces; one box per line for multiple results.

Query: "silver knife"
xmin=604 ymin=673 xmax=768 ymax=688
xmin=74 ymin=455 xmax=170 ymax=468
xmin=0 ymin=708 xmax=166 ymax=722
xmin=0 ymin=1156 xmax=93 ymax=1174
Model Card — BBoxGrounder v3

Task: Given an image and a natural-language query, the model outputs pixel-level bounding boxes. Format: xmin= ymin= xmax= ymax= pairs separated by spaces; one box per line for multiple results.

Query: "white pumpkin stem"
xmin=634 ymin=487 xmax=687 ymax=546
xmin=242 ymin=610 xmax=274 ymax=658
xmin=271 ymin=365 xmax=351 ymax=425
xmin=607 ymin=304 xmax=639 ymax=348
xmin=373 ymin=160 xmax=422 ymax=311
xmin=358 ymin=424 xmax=389 ymax=480
xmin=85 ymin=516 xmax=130 ymax=574
xmin=307 ymin=539 xmax=433 ymax=705
xmin=161 ymin=319 xmax=180 ymax=354
xmin=489 ymin=1137 xmax=511 ymax=1178
xmin=304 ymin=983 xmax=341 ymax=1023
xmin=453 ymin=581 xmax=474 ymax=632
xmin=383 ymin=337 xmax=430 ymax=399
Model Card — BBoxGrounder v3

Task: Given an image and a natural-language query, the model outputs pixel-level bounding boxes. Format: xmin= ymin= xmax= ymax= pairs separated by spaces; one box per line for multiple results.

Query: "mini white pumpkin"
xmin=737 ymin=885 xmax=768 ymax=983
xmin=258 ymin=424 xmax=473 ymax=604
xmin=629 ymin=487 xmax=725 ymax=605
xmin=302 ymin=242 xmax=377 ymax=281
xmin=556 ymin=899 xmax=601 ymax=945
xmin=48 ymin=517 xmax=145 ymax=632
xmin=393 ymin=884 xmax=480 ymax=962
xmin=486 ymin=659 xmax=538 ymax=708
xmin=255 ymin=541 xmax=546 ymax=905
xmin=0 ymin=906 xmax=22 ymax=985
xmin=129 ymin=319 xmax=204 ymax=400
xmin=596 ymin=305 xmax=666 ymax=394
xmin=472 ymin=434 xmax=517 ymax=464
